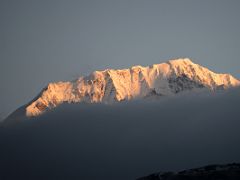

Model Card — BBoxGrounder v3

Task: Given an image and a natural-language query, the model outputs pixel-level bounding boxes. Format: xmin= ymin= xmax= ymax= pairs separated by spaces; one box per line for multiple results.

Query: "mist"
xmin=1 ymin=0 xmax=240 ymax=119
xmin=0 ymin=88 xmax=240 ymax=180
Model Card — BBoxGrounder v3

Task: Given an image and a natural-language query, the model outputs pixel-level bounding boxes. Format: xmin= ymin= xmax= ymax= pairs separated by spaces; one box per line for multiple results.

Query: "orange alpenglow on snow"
xmin=26 ymin=58 xmax=240 ymax=117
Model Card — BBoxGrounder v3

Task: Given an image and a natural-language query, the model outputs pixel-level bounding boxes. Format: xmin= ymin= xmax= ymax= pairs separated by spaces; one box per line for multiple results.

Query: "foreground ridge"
xmin=26 ymin=58 xmax=240 ymax=117
xmin=136 ymin=163 xmax=240 ymax=180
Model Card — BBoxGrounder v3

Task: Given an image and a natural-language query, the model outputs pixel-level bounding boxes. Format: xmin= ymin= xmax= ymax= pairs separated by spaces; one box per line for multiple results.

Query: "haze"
xmin=1 ymin=88 xmax=240 ymax=180
xmin=1 ymin=0 xmax=240 ymax=118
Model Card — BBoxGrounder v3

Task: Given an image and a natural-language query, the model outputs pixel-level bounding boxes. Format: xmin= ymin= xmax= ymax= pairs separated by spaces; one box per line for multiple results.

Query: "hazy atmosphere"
xmin=1 ymin=1 xmax=240 ymax=180
xmin=1 ymin=88 xmax=240 ymax=180
xmin=1 ymin=0 xmax=240 ymax=119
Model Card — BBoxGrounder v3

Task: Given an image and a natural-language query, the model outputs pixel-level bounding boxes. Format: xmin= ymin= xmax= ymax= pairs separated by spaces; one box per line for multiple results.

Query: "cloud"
xmin=0 ymin=87 xmax=240 ymax=180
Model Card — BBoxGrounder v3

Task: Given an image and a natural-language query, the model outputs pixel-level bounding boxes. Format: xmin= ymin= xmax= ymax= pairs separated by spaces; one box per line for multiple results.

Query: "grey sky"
xmin=1 ymin=0 xmax=240 ymax=118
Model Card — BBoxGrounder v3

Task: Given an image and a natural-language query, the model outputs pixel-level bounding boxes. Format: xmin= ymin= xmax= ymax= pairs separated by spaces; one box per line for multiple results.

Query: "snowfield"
xmin=25 ymin=58 xmax=240 ymax=117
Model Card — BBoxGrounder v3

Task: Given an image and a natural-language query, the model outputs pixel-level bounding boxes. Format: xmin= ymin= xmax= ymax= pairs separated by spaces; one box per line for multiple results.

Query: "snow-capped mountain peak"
xmin=26 ymin=58 xmax=240 ymax=117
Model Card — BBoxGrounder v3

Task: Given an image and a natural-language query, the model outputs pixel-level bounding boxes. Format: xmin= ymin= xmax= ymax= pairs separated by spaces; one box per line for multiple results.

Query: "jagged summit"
xmin=25 ymin=58 xmax=240 ymax=117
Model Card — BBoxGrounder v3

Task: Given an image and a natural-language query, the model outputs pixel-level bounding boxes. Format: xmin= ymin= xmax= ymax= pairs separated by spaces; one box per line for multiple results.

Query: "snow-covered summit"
xmin=26 ymin=58 xmax=240 ymax=117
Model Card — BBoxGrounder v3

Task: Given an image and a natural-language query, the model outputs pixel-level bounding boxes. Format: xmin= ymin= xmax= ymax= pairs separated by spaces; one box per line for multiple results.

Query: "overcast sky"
xmin=1 ymin=0 xmax=240 ymax=118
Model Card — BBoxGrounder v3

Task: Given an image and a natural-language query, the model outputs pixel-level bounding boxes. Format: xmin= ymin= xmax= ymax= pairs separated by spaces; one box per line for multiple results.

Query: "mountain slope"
xmin=137 ymin=163 xmax=240 ymax=180
xmin=25 ymin=58 xmax=239 ymax=117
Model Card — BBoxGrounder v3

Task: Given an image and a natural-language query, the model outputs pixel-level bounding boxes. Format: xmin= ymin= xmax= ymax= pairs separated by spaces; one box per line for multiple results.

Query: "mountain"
xmin=137 ymin=163 xmax=240 ymax=180
xmin=21 ymin=58 xmax=239 ymax=117
xmin=1 ymin=58 xmax=240 ymax=179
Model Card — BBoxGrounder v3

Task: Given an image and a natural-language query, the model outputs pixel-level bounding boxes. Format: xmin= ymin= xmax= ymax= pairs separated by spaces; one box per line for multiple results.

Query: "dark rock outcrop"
xmin=137 ymin=163 xmax=240 ymax=180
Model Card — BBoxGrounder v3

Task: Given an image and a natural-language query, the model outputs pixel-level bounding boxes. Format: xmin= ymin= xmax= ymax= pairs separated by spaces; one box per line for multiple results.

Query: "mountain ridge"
xmin=25 ymin=58 xmax=240 ymax=117
xmin=137 ymin=163 xmax=240 ymax=180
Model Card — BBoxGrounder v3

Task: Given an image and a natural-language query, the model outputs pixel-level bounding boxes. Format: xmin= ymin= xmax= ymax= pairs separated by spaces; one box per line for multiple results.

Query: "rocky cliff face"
xmin=26 ymin=58 xmax=240 ymax=117
xmin=137 ymin=163 xmax=240 ymax=180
